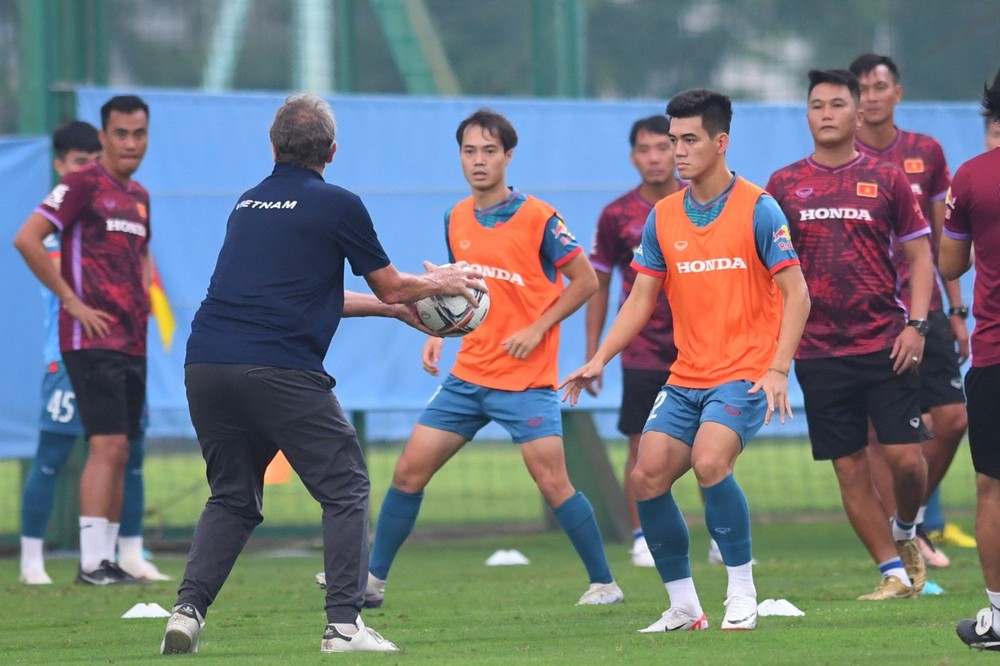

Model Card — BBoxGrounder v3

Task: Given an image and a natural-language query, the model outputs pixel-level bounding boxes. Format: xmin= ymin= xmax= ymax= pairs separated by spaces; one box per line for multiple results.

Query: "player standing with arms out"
xmin=564 ymin=89 xmax=810 ymax=633
xmin=942 ymin=68 xmax=1000 ymax=651
xmin=850 ymin=53 xmax=971 ymax=566
xmin=17 ymin=120 xmax=169 ymax=584
xmin=767 ymin=70 xmax=931 ymax=600
xmin=160 ymin=94 xmax=483 ymax=655
xmin=14 ymin=96 xmax=154 ymax=585
xmin=366 ymin=108 xmax=625 ymax=608
xmin=586 ymin=115 xmax=682 ymax=568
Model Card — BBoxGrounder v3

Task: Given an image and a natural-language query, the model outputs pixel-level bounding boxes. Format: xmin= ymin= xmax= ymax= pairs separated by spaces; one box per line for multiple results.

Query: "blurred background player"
xmin=564 ymin=88 xmax=809 ymax=633
xmin=366 ymin=108 xmax=625 ymax=608
xmin=850 ymin=53 xmax=972 ymax=567
xmin=767 ymin=69 xmax=931 ymax=601
xmin=585 ymin=115 xmax=681 ymax=567
xmin=18 ymin=120 xmax=169 ymax=584
xmin=14 ymin=97 xmax=155 ymax=585
xmin=942 ymin=67 xmax=1000 ymax=652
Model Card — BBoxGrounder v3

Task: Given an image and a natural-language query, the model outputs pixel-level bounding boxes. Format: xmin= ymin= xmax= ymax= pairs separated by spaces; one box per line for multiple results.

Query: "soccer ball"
xmin=415 ymin=289 xmax=490 ymax=337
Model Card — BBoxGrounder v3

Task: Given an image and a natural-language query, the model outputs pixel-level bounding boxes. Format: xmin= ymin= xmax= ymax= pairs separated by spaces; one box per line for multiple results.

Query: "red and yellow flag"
xmin=149 ymin=260 xmax=176 ymax=352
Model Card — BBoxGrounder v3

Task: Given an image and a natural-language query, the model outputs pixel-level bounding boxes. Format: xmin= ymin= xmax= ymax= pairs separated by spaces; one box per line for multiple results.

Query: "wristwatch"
xmin=948 ymin=306 xmax=969 ymax=320
xmin=906 ymin=319 xmax=930 ymax=336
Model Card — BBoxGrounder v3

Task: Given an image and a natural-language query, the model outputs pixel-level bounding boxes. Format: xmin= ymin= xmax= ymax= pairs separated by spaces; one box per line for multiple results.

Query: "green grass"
xmin=0 ymin=437 xmax=980 ymax=541
xmin=0 ymin=521 xmax=990 ymax=664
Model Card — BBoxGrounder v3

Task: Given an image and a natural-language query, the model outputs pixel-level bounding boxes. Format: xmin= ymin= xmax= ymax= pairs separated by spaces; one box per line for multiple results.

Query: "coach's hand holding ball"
xmin=415 ymin=262 xmax=490 ymax=338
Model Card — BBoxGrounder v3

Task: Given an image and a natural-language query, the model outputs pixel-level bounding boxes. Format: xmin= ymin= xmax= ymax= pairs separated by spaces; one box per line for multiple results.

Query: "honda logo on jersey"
xmin=675 ymin=257 xmax=747 ymax=273
xmin=798 ymin=207 xmax=873 ymax=221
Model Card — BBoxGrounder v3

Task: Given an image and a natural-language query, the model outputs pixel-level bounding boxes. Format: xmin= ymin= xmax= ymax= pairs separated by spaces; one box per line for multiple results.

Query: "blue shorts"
xmin=417 ymin=375 xmax=562 ymax=443
xmin=642 ymin=380 xmax=767 ymax=448
xmin=39 ymin=362 xmax=84 ymax=436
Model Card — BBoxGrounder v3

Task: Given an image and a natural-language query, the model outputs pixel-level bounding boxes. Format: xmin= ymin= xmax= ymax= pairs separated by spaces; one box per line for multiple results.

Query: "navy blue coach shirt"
xmin=186 ymin=163 xmax=391 ymax=372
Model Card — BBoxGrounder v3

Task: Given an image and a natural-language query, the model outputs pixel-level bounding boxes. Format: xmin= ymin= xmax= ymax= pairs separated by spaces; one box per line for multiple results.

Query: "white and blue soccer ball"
xmin=415 ymin=289 xmax=490 ymax=337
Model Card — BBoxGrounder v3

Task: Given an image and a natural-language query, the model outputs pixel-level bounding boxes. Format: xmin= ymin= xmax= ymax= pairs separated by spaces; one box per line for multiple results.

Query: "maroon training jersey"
xmin=766 ymin=154 xmax=929 ymax=359
xmin=590 ymin=187 xmax=677 ymax=371
xmin=943 ymin=148 xmax=1000 ymax=367
xmin=37 ymin=162 xmax=151 ymax=357
xmin=857 ymin=129 xmax=951 ymax=311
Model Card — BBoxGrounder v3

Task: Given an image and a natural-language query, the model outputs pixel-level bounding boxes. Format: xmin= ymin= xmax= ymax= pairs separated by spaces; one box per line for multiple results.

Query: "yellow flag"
xmin=149 ymin=261 xmax=176 ymax=352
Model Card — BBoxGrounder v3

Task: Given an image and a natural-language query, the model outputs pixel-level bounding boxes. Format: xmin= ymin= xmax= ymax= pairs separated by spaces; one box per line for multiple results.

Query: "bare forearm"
xmin=535 ymin=270 xmax=598 ymax=337
xmin=771 ymin=284 xmax=810 ymax=373
xmin=14 ymin=236 xmax=77 ymax=305
xmin=585 ymin=277 xmax=611 ymax=358
xmin=343 ymin=290 xmax=397 ymax=318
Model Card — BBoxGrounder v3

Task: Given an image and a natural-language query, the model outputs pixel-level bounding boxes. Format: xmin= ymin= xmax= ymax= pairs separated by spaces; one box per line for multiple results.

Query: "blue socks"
xmin=120 ymin=434 xmax=146 ymax=537
xmin=637 ymin=491 xmax=691 ymax=582
xmin=20 ymin=432 xmax=77 ymax=538
xmin=923 ymin=486 xmax=945 ymax=532
xmin=553 ymin=492 xmax=612 ymax=584
xmin=703 ymin=474 xmax=753 ymax=566
xmin=369 ymin=486 xmax=423 ymax=580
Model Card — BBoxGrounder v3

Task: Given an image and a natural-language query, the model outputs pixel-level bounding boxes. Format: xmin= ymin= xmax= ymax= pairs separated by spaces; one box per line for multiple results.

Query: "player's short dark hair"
xmin=849 ymin=53 xmax=900 ymax=82
xmin=808 ymin=69 xmax=861 ymax=105
xmin=100 ymin=95 xmax=149 ymax=129
xmin=456 ymin=108 xmax=518 ymax=152
xmin=629 ymin=115 xmax=671 ymax=147
xmin=52 ymin=120 xmax=101 ymax=159
xmin=666 ymin=89 xmax=732 ymax=138
xmin=270 ymin=94 xmax=337 ymax=169
xmin=983 ymin=67 xmax=1000 ymax=122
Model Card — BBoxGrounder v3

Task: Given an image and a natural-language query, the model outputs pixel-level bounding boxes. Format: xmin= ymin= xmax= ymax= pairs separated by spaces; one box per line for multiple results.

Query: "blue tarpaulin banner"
xmin=0 ymin=88 xmax=984 ymax=456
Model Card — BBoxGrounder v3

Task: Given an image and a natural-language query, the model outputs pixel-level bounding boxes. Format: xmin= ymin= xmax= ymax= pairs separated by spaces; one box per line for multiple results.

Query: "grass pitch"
xmin=0 ymin=520 xmax=990 ymax=664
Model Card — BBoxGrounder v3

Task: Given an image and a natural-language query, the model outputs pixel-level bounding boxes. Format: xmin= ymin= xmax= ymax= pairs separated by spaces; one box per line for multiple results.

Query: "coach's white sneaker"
xmin=19 ymin=568 xmax=53 ymax=585
xmin=315 ymin=571 xmax=326 ymax=588
xmin=630 ymin=536 xmax=655 ymax=567
xmin=119 ymin=557 xmax=172 ymax=582
xmin=721 ymin=594 xmax=758 ymax=630
xmin=321 ymin=617 xmax=398 ymax=653
xmin=160 ymin=603 xmax=205 ymax=654
xmin=577 ymin=580 xmax=624 ymax=605
xmin=639 ymin=607 xmax=709 ymax=632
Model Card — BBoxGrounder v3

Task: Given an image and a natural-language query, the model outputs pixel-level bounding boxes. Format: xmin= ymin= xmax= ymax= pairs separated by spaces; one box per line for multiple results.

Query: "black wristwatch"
xmin=906 ymin=319 xmax=930 ymax=336
xmin=948 ymin=306 xmax=969 ymax=320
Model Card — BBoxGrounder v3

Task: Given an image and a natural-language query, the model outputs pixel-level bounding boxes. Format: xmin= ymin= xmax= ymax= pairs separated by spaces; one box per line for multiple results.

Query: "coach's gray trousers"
xmin=178 ymin=363 xmax=370 ymax=625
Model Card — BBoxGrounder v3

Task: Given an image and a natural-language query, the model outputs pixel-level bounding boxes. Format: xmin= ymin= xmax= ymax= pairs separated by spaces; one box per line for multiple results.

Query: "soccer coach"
xmin=160 ymin=93 xmax=485 ymax=655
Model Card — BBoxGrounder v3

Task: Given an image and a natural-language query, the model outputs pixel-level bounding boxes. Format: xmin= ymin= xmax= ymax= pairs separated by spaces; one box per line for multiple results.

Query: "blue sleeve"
xmin=540 ymin=214 xmax=582 ymax=266
xmin=632 ymin=209 xmax=666 ymax=273
xmin=753 ymin=194 xmax=799 ymax=271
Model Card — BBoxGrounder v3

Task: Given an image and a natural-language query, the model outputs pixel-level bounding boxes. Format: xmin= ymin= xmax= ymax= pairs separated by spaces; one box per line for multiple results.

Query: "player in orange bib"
xmin=366 ymin=108 xmax=625 ymax=608
xmin=562 ymin=89 xmax=810 ymax=633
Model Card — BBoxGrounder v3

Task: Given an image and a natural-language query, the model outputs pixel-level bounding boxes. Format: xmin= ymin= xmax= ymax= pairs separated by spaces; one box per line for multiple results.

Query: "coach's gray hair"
xmin=269 ymin=94 xmax=337 ymax=168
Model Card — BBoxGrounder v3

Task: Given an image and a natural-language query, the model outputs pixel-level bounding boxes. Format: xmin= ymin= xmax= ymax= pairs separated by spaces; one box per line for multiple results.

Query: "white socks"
xmin=79 ymin=516 xmax=109 ymax=572
xmin=118 ymin=535 xmax=144 ymax=563
xmin=665 ymin=577 xmax=703 ymax=617
xmin=20 ymin=536 xmax=45 ymax=573
xmin=726 ymin=562 xmax=757 ymax=599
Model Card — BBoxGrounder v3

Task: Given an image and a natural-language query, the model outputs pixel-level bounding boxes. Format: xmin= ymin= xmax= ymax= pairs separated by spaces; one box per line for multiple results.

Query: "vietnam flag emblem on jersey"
xmin=856 ymin=182 xmax=879 ymax=198
xmin=903 ymin=158 xmax=925 ymax=174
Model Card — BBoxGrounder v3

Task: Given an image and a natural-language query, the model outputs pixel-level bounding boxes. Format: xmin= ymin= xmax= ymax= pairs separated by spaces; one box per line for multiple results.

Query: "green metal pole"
xmin=334 ymin=0 xmax=355 ymax=92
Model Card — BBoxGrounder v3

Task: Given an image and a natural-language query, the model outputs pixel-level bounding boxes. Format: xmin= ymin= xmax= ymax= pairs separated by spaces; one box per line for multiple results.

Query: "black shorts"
xmin=618 ymin=368 xmax=668 ymax=436
xmin=965 ymin=364 xmax=1000 ymax=480
xmin=796 ymin=349 xmax=929 ymax=461
xmin=917 ymin=310 xmax=966 ymax=410
xmin=62 ymin=349 xmax=146 ymax=440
